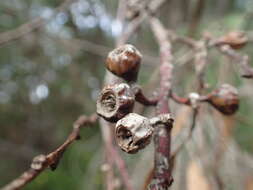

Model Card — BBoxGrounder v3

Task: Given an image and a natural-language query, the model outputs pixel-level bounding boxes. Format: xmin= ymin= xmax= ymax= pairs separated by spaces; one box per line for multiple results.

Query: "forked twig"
xmin=1 ymin=114 xmax=98 ymax=190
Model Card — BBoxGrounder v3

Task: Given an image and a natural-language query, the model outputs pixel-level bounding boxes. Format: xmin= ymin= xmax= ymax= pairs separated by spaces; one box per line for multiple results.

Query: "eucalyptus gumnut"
xmin=115 ymin=113 xmax=153 ymax=154
xmin=106 ymin=44 xmax=142 ymax=82
xmin=217 ymin=31 xmax=248 ymax=49
xmin=96 ymin=83 xmax=135 ymax=122
xmin=207 ymin=84 xmax=239 ymax=115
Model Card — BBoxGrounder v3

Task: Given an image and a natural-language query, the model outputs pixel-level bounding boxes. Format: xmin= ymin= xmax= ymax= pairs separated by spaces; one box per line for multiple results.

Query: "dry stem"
xmin=1 ymin=114 xmax=98 ymax=190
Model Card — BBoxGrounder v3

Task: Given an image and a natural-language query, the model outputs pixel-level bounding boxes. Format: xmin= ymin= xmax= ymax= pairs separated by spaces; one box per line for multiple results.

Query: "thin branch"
xmin=188 ymin=0 xmax=206 ymax=37
xmin=132 ymin=85 xmax=158 ymax=106
xmin=0 ymin=0 xmax=76 ymax=47
xmin=100 ymin=119 xmax=134 ymax=190
xmin=148 ymin=17 xmax=174 ymax=190
xmin=170 ymin=92 xmax=191 ymax=105
xmin=117 ymin=0 xmax=168 ymax=46
xmin=217 ymin=45 xmax=253 ymax=79
xmin=171 ymin=108 xmax=198 ymax=159
xmin=1 ymin=114 xmax=98 ymax=190
xmin=98 ymin=1 xmax=135 ymax=190
xmin=194 ymin=40 xmax=208 ymax=91
xmin=49 ymin=34 xmax=159 ymax=67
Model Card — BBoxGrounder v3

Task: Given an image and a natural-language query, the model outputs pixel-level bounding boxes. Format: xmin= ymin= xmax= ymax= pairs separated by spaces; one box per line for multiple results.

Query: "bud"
xmin=115 ymin=113 xmax=153 ymax=154
xmin=106 ymin=44 xmax=142 ymax=82
xmin=31 ymin=155 xmax=46 ymax=170
xmin=217 ymin=31 xmax=248 ymax=49
xmin=97 ymin=83 xmax=135 ymax=122
xmin=207 ymin=84 xmax=239 ymax=115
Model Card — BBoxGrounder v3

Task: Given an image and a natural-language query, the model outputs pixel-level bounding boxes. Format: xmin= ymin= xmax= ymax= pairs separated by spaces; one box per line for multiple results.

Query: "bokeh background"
xmin=0 ymin=0 xmax=253 ymax=189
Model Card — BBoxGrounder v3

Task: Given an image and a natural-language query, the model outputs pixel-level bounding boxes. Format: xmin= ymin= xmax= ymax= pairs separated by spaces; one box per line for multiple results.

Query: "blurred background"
xmin=0 ymin=0 xmax=253 ymax=189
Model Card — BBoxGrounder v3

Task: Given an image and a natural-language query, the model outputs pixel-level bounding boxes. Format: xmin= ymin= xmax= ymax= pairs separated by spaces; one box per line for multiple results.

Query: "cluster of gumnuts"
xmin=96 ymin=44 xmax=239 ymax=154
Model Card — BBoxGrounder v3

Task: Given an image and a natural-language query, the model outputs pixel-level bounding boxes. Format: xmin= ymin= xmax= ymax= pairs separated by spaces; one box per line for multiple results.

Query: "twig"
xmin=49 ymin=34 xmax=159 ymax=67
xmin=188 ymin=0 xmax=206 ymax=37
xmin=217 ymin=45 xmax=253 ymax=79
xmin=132 ymin=85 xmax=158 ymax=106
xmin=117 ymin=0 xmax=168 ymax=46
xmin=170 ymin=92 xmax=191 ymax=105
xmin=100 ymin=120 xmax=134 ymax=190
xmin=98 ymin=1 xmax=135 ymax=190
xmin=100 ymin=120 xmax=116 ymax=190
xmin=171 ymin=108 xmax=198 ymax=159
xmin=0 ymin=0 xmax=76 ymax=47
xmin=194 ymin=40 xmax=208 ymax=91
xmin=1 ymin=114 xmax=98 ymax=190
xmin=148 ymin=17 xmax=174 ymax=190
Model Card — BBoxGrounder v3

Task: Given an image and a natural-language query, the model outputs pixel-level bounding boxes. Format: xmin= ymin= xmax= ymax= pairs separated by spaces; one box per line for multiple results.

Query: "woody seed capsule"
xmin=96 ymin=83 xmax=135 ymax=122
xmin=115 ymin=113 xmax=153 ymax=154
xmin=106 ymin=44 xmax=142 ymax=82
xmin=217 ymin=31 xmax=248 ymax=49
xmin=207 ymin=84 xmax=239 ymax=115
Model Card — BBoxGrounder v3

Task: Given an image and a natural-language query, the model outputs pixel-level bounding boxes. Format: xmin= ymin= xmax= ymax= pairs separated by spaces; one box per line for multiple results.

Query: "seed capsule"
xmin=106 ymin=44 xmax=142 ymax=82
xmin=96 ymin=83 xmax=135 ymax=122
xmin=115 ymin=113 xmax=153 ymax=154
xmin=217 ymin=31 xmax=248 ymax=49
xmin=207 ymin=84 xmax=239 ymax=115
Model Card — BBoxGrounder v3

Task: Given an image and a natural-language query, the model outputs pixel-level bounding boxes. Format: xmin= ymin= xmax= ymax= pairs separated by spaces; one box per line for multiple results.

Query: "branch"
xmin=100 ymin=119 xmax=134 ymax=190
xmin=171 ymin=108 xmax=198 ymax=159
xmin=148 ymin=17 xmax=174 ymax=190
xmin=217 ymin=45 xmax=253 ymax=79
xmin=170 ymin=92 xmax=191 ymax=105
xmin=0 ymin=0 xmax=76 ymax=47
xmin=132 ymin=85 xmax=158 ymax=106
xmin=1 ymin=114 xmax=98 ymax=190
xmin=117 ymin=0 xmax=168 ymax=46
xmin=194 ymin=40 xmax=208 ymax=91
xmin=188 ymin=0 xmax=206 ymax=37
xmin=97 ymin=1 xmax=140 ymax=190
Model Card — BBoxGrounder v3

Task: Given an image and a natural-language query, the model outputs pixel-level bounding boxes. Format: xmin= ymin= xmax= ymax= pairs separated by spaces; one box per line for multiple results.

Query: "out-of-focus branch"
xmin=100 ymin=119 xmax=134 ymax=190
xmin=1 ymin=114 xmax=98 ymax=190
xmin=171 ymin=108 xmax=198 ymax=159
xmin=0 ymin=0 xmax=76 ymax=47
xmin=148 ymin=17 xmax=174 ymax=190
xmin=170 ymin=92 xmax=191 ymax=105
xmin=188 ymin=0 xmax=206 ymax=37
xmin=117 ymin=0 xmax=168 ymax=46
xmin=132 ymin=85 xmax=158 ymax=106
xmin=49 ymin=34 xmax=159 ymax=67
xmin=98 ymin=1 xmax=136 ymax=190
xmin=217 ymin=45 xmax=253 ymax=79
xmin=194 ymin=40 xmax=208 ymax=91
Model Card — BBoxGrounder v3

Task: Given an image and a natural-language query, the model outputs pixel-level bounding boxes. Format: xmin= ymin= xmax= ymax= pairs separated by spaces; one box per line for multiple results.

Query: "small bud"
xmin=31 ymin=154 xmax=46 ymax=170
xmin=115 ymin=113 xmax=153 ymax=154
xmin=97 ymin=83 xmax=135 ymax=122
xmin=106 ymin=44 xmax=142 ymax=82
xmin=217 ymin=31 xmax=248 ymax=49
xmin=207 ymin=84 xmax=239 ymax=115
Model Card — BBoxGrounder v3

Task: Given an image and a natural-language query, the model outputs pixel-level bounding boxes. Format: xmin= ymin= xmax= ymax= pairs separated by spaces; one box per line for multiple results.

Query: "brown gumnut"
xmin=106 ymin=44 xmax=142 ymax=82
xmin=217 ymin=31 xmax=248 ymax=49
xmin=207 ymin=84 xmax=239 ymax=115
xmin=96 ymin=83 xmax=135 ymax=122
xmin=115 ymin=113 xmax=153 ymax=154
